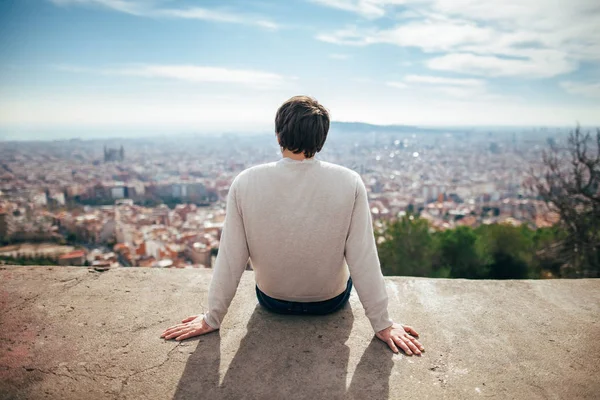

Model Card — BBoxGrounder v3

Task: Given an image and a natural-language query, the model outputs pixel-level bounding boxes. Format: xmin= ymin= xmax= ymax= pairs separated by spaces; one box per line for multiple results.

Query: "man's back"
xmin=235 ymin=157 xmax=358 ymax=302
xmin=205 ymin=155 xmax=393 ymax=333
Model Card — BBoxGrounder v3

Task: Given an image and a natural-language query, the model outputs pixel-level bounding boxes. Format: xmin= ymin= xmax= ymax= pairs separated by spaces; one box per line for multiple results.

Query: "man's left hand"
xmin=161 ymin=315 xmax=217 ymax=341
xmin=376 ymin=323 xmax=424 ymax=355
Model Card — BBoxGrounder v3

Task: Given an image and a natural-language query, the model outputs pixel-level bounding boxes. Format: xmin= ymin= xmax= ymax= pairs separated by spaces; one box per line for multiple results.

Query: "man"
xmin=161 ymin=96 xmax=425 ymax=355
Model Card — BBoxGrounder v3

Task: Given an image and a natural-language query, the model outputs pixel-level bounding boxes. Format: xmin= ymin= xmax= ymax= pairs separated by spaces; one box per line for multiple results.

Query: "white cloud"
xmin=427 ymin=52 xmax=576 ymax=78
xmin=317 ymin=27 xmax=375 ymax=46
xmin=50 ymin=0 xmax=279 ymax=29
xmin=380 ymin=20 xmax=492 ymax=52
xmin=50 ymin=0 xmax=145 ymax=15
xmin=329 ymin=53 xmax=351 ymax=60
xmin=310 ymin=0 xmax=384 ymax=18
xmin=56 ymin=64 xmax=288 ymax=90
xmin=157 ymin=8 xmax=279 ymax=30
xmin=560 ymin=81 xmax=600 ymax=98
xmin=317 ymin=19 xmax=493 ymax=51
xmin=387 ymin=74 xmax=496 ymax=100
xmin=115 ymin=65 xmax=286 ymax=89
xmin=311 ymin=0 xmax=414 ymax=18
xmin=404 ymin=74 xmax=484 ymax=86
xmin=314 ymin=0 xmax=600 ymax=78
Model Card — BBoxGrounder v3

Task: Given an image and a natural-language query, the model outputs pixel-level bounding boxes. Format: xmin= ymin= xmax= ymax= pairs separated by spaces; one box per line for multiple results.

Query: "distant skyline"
xmin=1 ymin=0 xmax=599 ymax=138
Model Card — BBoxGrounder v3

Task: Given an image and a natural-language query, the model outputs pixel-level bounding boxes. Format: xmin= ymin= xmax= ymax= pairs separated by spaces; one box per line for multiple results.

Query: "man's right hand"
xmin=376 ymin=323 xmax=424 ymax=355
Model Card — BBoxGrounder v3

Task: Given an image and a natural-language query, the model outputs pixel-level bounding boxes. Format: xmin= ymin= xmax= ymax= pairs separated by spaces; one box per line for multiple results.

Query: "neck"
xmin=281 ymin=149 xmax=312 ymax=161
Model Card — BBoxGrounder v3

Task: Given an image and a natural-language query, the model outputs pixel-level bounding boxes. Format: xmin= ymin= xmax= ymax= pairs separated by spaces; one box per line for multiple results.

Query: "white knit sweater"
xmin=204 ymin=156 xmax=393 ymax=333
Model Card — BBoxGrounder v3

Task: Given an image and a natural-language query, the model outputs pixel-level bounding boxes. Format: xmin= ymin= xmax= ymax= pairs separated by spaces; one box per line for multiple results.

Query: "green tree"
xmin=377 ymin=215 xmax=435 ymax=277
xmin=434 ymin=226 xmax=487 ymax=279
xmin=476 ymin=224 xmax=533 ymax=279
xmin=531 ymin=226 xmax=568 ymax=277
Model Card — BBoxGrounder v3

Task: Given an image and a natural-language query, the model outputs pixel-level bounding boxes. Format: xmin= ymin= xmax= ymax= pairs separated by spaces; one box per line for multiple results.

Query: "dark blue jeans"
xmin=256 ymin=277 xmax=353 ymax=315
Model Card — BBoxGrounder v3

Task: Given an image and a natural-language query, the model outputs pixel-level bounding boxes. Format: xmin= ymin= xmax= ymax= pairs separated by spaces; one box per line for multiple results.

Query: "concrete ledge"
xmin=1 ymin=266 xmax=599 ymax=399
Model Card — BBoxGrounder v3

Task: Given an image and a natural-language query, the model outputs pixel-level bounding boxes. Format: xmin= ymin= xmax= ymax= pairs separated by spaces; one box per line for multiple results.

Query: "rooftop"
xmin=1 ymin=266 xmax=599 ymax=399
xmin=58 ymin=251 xmax=86 ymax=260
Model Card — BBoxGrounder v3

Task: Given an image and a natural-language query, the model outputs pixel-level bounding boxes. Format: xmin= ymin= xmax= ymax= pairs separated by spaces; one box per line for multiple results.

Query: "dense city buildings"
xmin=0 ymin=124 xmax=562 ymax=268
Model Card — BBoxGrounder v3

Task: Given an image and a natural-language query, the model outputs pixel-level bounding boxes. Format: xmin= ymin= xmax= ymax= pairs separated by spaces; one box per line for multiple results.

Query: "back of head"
xmin=275 ymin=96 xmax=330 ymax=158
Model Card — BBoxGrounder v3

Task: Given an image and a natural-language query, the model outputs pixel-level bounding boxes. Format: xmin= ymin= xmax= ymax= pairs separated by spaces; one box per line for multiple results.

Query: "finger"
xmin=393 ymin=336 xmax=412 ymax=355
xmin=165 ymin=328 xmax=190 ymax=340
xmin=164 ymin=328 xmax=186 ymax=340
xmin=387 ymin=338 xmax=399 ymax=353
xmin=403 ymin=336 xmax=421 ymax=355
xmin=404 ymin=325 xmax=419 ymax=337
xmin=162 ymin=323 xmax=187 ymax=333
xmin=161 ymin=324 xmax=187 ymax=337
xmin=409 ymin=336 xmax=425 ymax=352
xmin=160 ymin=327 xmax=181 ymax=338
xmin=181 ymin=315 xmax=197 ymax=323
xmin=176 ymin=329 xmax=203 ymax=341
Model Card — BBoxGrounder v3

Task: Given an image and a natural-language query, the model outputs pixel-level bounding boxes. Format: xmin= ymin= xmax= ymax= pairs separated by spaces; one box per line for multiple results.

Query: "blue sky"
xmin=1 ymin=0 xmax=599 ymax=138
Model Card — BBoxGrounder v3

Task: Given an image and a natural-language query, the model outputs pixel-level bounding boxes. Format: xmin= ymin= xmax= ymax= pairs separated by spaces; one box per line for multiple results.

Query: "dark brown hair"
xmin=275 ymin=95 xmax=330 ymax=158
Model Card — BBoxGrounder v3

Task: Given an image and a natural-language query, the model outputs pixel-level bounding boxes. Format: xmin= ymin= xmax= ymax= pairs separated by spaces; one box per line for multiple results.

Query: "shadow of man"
xmin=346 ymin=337 xmax=394 ymax=399
xmin=174 ymin=302 xmax=394 ymax=399
xmin=171 ymin=327 xmax=221 ymax=399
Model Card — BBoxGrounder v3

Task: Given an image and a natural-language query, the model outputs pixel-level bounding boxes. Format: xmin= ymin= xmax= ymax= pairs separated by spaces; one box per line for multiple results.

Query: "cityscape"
xmin=1 ymin=1 xmax=597 ymax=276
xmin=0 ymin=122 xmax=562 ymax=269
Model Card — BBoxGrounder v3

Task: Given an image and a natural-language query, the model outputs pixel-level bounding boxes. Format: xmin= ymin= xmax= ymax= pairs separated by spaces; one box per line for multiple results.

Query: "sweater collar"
xmin=277 ymin=157 xmax=319 ymax=165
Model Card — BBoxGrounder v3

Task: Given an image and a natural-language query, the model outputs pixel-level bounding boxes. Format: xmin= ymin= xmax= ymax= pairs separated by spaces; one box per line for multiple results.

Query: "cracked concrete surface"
xmin=0 ymin=266 xmax=599 ymax=399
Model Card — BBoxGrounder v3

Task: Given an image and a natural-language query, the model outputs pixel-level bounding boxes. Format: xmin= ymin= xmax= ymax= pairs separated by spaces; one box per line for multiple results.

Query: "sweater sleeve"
xmin=203 ymin=176 xmax=250 ymax=329
xmin=344 ymin=174 xmax=394 ymax=333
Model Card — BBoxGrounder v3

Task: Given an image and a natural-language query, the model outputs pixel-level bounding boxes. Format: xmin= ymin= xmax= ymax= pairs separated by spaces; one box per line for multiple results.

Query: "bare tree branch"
xmin=529 ymin=126 xmax=600 ymax=276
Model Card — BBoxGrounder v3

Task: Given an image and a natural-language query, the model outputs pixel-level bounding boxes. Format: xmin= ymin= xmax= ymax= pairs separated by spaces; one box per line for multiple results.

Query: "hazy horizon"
xmin=0 ymin=121 xmax=584 ymax=142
